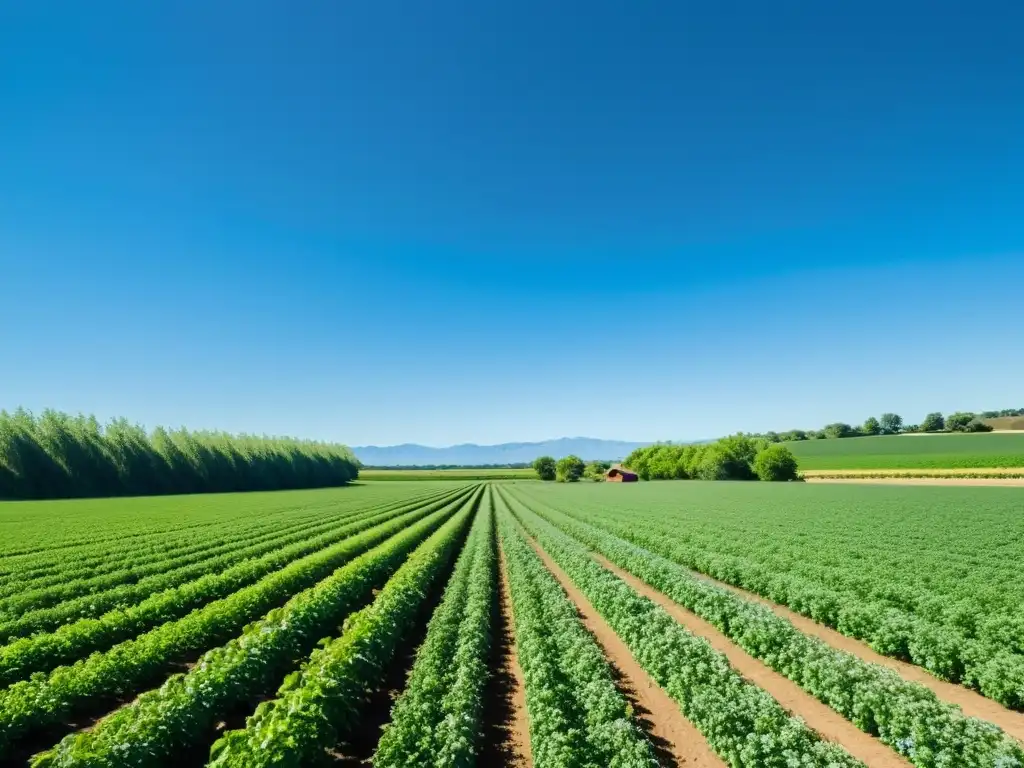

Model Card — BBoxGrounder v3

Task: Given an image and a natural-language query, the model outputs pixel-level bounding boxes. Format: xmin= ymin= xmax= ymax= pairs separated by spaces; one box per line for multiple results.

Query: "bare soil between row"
xmin=681 ymin=559 xmax=1024 ymax=742
xmin=477 ymin=548 xmax=532 ymax=767
xmin=586 ymin=553 xmax=913 ymax=768
xmin=524 ymin=537 xmax=726 ymax=767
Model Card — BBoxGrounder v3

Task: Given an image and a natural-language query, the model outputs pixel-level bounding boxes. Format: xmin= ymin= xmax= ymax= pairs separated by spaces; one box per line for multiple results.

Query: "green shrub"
xmin=532 ymin=456 xmax=557 ymax=481
xmin=753 ymin=444 xmax=799 ymax=481
xmin=555 ymin=454 xmax=586 ymax=482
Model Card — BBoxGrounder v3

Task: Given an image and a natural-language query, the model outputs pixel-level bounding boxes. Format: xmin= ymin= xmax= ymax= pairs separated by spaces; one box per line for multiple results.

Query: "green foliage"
xmin=508 ymin=486 xmax=1024 ymax=766
xmin=555 ymin=454 xmax=585 ymax=482
xmin=7 ymin=488 xmax=475 ymax=761
xmin=0 ymin=408 xmax=359 ymax=500
xmin=0 ymin=490 xmax=463 ymax=683
xmin=752 ymin=444 xmax=799 ymax=481
xmin=624 ymin=435 xmax=770 ymax=481
xmin=205 ymin=496 xmax=480 ymax=768
xmin=584 ymin=460 xmax=611 ymax=481
xmin=532 ymin=455 xmax=557 ymax=481
xmin=373 ymin=493 xmax=495 ymax=767
xmin=822 ymin=422 xmax=856 ymax=439
xmin=496 ymin=503 xmax=655 ymax=767
xmin=946 ymin=411 xmax=975 ymax=431
xmin=921 ymin=412 xmax=945 ymax=432
xmin=780 ymin=429 xmax=808 ymax=441
xmin=503 ymin=493 xmax=863 ymax=768
xmin=944 ymin=412 xmax=993 ymax=433
xmin=879 ymin=412 xmax=903 ymax=434
xmin=861 ymin=416 xmax=880 ymax=435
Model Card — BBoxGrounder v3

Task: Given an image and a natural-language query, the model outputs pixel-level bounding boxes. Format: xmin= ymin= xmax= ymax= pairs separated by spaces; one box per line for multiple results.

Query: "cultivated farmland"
xmin=787 ymin=431 xmax=1024 ymax=470
xmin=1 ymin=480 xmax=1022 ymax=767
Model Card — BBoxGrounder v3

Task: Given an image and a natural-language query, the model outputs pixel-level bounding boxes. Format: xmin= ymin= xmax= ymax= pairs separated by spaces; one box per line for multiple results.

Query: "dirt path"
xmin=678 ymin=561 xmax=1024 ymax=742
xmin=590 ymin=555 xmax=913 ymax=768
xmin=804 ymin=477 xmax=1024 ymax=486
xmin=526 ymin=539 xmax=726 ymax=768
xmin=477 ymin=548 xmax=533 ymax=767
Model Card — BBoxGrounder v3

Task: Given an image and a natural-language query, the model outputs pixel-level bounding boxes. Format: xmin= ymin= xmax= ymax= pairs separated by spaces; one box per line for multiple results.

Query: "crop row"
xmin=0 ymin=488 xmax=439 ymax=600
xmin=496 ymin=499 xmax=656 ymax=768
xmin=0 ymin=485 xmax=448 ymax=575
xmin=204 ymin=492 xmax=482 ymax=767
xmin=506 ymin=488 xmax=1024 ymax=768
xmin=534 ymin=490 xmax=1024 ymax=710
xmin=0 ymin=505 xmax=331 ymax=601
xmin=0 ymin=487 xmax=469 ymax=686
xmin=32 ymin=487 xmax=481 ymax=768
xmin=0 ymin=486 xmax=455 ymax=599
xmin=0 ymin=494 xmax=426 ymax=620
xmin=499 ymin=490 xmax=865 ymax=767
xmin=373 ymin=487 xmax=497 ymax=767
xmin=0 ymin=486 xmax=477 ymax=758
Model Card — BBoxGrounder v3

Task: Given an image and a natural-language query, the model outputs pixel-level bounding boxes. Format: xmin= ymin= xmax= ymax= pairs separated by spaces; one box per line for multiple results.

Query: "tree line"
xmin=531 ymin=455 xmax=613 ymax=483
xmin=622 ymin=436 xmax=797 ymax=481
xmin=0 ymin=408 xmax=360 ymax=500
xmin=533 ymin=436 xmax=798 ymax=483
xmin=751 ymin=407 xmax=1021 ymax=443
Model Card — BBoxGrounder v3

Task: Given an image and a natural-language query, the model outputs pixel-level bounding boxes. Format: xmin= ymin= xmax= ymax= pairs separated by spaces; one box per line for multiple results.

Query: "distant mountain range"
xmin=352 ymin=437 xmax=656 ymax=467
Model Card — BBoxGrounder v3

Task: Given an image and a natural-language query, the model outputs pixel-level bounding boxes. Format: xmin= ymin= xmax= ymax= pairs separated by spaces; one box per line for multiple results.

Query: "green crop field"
xmin=1 ymin=479 xmax=1023 ymax=767
xmin=786 ymin=431 xmax=1024 ymax=469
xmin=359 ymin=467 xmax=536 ymax=481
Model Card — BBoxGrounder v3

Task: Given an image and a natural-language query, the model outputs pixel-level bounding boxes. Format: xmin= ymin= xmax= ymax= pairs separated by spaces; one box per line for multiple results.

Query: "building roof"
xmin=606 ymin=464 xmax=637 ymax=476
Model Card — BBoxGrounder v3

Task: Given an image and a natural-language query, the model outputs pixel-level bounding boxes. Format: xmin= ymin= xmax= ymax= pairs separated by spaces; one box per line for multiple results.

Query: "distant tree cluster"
xmin=754 ymin=407 xmax=1011 ymax=442
xmin=623 ymin=435 xmax=798 ymax=482
xmin=0 ymin=408 xmax=360 ymax=501
xmin=532 ymin=455 xmax=557 ymax=481
xmin=531 ymin=455 xmax=606 ymax=483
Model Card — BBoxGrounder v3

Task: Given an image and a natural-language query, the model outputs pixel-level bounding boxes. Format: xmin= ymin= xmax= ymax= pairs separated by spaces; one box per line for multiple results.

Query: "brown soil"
xmin=682 ymin=564 xmax=1024 ymax=742
xmin=327 ymin=567 xmax=450 ymax=766
xmin=477 ymin=547 xmax=533 ymax=767
xmin=804 ymin=477 xmax=1024 ymax=486
xmin=591 ymin=555 xmax=913 ymax=768
xmin=527 ymin=539 xmax=726 ymax=768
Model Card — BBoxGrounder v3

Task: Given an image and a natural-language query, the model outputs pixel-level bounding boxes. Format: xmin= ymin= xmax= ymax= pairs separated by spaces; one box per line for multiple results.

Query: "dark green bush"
xmin=753 ymin=444 xmax=799 ymax=481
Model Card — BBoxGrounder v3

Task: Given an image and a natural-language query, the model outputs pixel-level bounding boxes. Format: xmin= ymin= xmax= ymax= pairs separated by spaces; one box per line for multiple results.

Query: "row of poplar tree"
xmin=0 ymin=408 xmax=360 ymax=500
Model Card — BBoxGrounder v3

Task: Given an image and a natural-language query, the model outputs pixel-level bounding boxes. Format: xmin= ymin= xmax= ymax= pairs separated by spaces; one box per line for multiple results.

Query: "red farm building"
xmin=605 ymin=465 xmax=638 ymax=482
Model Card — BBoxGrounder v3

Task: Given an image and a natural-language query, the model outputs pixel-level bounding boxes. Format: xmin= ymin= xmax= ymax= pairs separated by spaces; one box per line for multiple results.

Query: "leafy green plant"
xmin=500 ymin=489 xmax=864 ymax=768
xmin=0 ymin=407 xmax=359 ymax=501
xmin=204 ymin=495 xmax=481 ymax=768
xmin=498 ymin=503 xmax=656 ymax=767
xmin=508 ymin=485 xmax=1024 ymax=765
xmin=533 ymin=455 xmax=557 ymax=481
xmin=372 ymin=490 xmax=496 ymax=767
xmin=752 ymin=444 xmax=798 ymax=481
xmin=555 ymin=455 xmax=585 ymax=483
xmin=2 ymin=489 xmax=476 ymax=761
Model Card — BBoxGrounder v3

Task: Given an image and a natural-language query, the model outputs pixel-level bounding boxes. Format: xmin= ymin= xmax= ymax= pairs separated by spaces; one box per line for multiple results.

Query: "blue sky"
xmin=1 ymin=1 xmax=1022 ymax=446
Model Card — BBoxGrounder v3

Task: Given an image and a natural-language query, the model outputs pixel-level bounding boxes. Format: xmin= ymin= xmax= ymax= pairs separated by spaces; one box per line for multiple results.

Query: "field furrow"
xmin=504 ymin=486 xmax=1024 ymax=767
xmin=0 ymin=487 xmax=476 ymax=759
xmin=32 ymin=488 xmax=482 ymax=768
xmin=202 ymin=491 xmax=482 ymax=767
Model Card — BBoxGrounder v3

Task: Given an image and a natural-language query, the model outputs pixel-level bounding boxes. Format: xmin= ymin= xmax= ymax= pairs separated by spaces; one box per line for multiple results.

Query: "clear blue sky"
xmin=1 ymin=1 xmax=1022 ymax=446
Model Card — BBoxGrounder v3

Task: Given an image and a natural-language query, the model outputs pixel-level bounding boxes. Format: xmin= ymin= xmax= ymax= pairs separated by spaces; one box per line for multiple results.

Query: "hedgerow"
xmin=0 ymin=407 xmax=359 ymax=500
